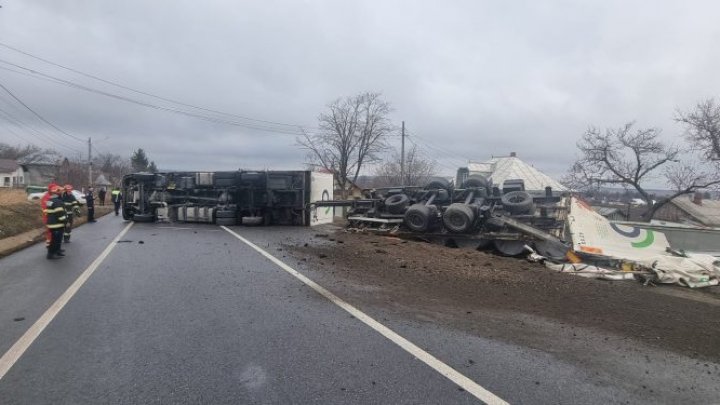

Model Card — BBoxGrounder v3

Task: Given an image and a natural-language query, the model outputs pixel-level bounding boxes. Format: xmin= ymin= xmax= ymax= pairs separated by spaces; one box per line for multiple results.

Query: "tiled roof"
xmin=0 ymin=158 xmax=19 ymax=173
xmin=671 ymin=195 xmax=720 ymax=227
xmin=467 ymin=156 xmax=567 ymax=191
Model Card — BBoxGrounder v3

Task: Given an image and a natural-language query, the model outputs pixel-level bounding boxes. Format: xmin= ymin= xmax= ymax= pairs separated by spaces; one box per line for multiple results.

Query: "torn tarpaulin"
xmin=637 ymin=254 xmax=720 ymax=288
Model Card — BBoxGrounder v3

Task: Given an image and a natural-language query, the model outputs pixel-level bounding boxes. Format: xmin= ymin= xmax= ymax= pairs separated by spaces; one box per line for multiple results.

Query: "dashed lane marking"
xmin=222 ymin=226 xmax=508 ymax=405
xmin=0 ymin=222 xmax=134 ymax=381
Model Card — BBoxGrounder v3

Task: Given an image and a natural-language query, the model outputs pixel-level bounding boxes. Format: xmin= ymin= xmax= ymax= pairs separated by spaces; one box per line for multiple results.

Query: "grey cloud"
xmin=1 ymin=0 xmax=719 ymax=182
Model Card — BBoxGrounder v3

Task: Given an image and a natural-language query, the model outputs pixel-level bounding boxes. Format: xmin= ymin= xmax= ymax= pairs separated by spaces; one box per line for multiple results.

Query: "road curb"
xmin=0 ymin=207 xmax=114 ymax=258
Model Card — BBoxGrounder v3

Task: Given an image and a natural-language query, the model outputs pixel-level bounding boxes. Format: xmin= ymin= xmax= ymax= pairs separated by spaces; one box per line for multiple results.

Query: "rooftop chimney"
xmin=510 ymin=152 xmax=517 ymax=157
xmin=693 ymin=191 xmax=703 ymax=206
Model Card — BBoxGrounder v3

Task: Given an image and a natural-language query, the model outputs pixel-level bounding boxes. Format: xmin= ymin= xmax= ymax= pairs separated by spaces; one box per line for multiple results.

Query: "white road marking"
xmin=0 ymin=222 xmax=134 ymax=381
xmin=222 ymin=226 xmax=509 ymax=405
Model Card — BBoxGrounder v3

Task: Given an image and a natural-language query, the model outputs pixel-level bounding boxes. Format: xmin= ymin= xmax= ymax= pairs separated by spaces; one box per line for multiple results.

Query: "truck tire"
xmin=461 ymin=175 xmax=489 ymax=190
xmin=216 ymin=217 xmax=237 ymax=226
xmin=501 ymin=191 xmax=533 ymax=214
xmin=404 ymin=204 xmax=433 ymax=232
xmin=384 ymin=194 xmax=409 ymax=214
xmin=424 ymin=178 xmax=451 ymax=191
xmin=494 ymin=240 xmax=528 ymax=256
xmin=442 ymin=203 xmax=475 ymax=233
xmin=133 ymin=213 xmax=154 ymax=223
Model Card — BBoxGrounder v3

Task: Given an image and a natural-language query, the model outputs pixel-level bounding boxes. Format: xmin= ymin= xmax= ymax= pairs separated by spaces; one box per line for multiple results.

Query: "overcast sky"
xmin=1 ymin=1 xmax=719 ymax=181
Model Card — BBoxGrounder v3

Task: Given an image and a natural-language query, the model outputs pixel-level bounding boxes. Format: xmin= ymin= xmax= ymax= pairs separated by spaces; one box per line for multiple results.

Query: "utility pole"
xmin=400 ymin=121 xmax=405 ymax=186
xmin=88 ymin=137 xmax=92 ymax=187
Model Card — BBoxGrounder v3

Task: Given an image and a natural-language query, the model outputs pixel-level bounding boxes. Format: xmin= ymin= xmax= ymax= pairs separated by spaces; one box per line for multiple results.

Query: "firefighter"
xmin=45 ymin=185 xmax=67 ymax=259
xmin=61 ymin=184 xmax=81 ymax=242
xmin=40 ymin=182 xmax=58 ymax=249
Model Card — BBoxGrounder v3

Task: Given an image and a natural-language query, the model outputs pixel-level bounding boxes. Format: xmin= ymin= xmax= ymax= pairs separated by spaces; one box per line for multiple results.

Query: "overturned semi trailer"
xmin=121 ymin=170 xmax=334 ymax=226
xmin=313 ymin=176 xmax=571 ymax=257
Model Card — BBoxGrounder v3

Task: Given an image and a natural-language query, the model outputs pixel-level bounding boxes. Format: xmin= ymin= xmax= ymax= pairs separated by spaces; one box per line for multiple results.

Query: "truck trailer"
xmin=121 ymin=170 xmax=334 ymax=226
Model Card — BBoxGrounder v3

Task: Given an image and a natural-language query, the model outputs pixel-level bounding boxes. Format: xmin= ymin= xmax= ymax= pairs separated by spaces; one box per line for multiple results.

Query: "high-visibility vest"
xmin=44 ymin=197 xmax=67 ymax=229
xmin=111 ymin=189 xmax=121 ymax=202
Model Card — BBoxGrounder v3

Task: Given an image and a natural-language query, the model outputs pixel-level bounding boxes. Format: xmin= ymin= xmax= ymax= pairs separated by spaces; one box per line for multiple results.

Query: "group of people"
xmin=41 ymin=183 xmax=123 ymax=260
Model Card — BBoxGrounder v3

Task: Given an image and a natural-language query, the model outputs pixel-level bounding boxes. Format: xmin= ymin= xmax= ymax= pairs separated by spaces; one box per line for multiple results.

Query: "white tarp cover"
xmin=567 ymin=197 xmax=670 ymax=260
xmin=310 ymin=171 xmax=334 ymax=226
xmin=638 ymin=255 xmax=720 ymax=288
xmin=544 ymin=262 xmax=637 ymax=281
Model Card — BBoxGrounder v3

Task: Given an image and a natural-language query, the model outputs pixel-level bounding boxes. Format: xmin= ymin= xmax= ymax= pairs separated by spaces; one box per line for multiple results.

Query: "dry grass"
xmin=0 ymin=189 xmax=31 ymax=205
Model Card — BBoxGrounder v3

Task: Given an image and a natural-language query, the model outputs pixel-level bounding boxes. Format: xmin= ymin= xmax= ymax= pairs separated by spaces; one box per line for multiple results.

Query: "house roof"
xmin=467 ymin=156 xmax=568 ymax=191
xmin=0 ymin=158 xmax=20 ymax=173
xmin=670 ymin=194 xmax=720 ymax=227
xmin=592 ymin=206 xmax=624 ymax=217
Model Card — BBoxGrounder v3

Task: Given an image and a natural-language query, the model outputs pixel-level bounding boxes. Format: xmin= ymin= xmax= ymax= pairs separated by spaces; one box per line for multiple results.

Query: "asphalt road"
xmin=0 ymin=215 xmax=718 ymax=404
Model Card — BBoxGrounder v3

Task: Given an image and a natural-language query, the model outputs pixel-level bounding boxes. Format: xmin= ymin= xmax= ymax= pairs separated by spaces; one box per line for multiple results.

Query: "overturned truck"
xmin=121 ymin=170 xmax=334 ymax=226
xmin=314 ymin=176 xmax=571 ymax=258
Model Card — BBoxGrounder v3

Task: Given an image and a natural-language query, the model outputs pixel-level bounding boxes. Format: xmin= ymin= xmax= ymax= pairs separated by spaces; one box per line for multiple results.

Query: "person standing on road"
xmin=98 ymin=187 xmax=106 ymax=206
xmin=85 ymin=187 xmax=96 ymax=222
xmin=61 ymin=184 xmax=81 ymax=242
xmin=45 ymin=185 xmax=67 ymax=259
xmin=111 ymin=186 xmax=122 ymax=216
xmin=40 ymin=182 xmax=58 ymax=249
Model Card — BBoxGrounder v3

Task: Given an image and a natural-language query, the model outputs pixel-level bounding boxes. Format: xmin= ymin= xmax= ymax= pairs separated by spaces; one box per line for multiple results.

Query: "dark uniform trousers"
xmin=44 ymin=197 xmax=67 ymax=258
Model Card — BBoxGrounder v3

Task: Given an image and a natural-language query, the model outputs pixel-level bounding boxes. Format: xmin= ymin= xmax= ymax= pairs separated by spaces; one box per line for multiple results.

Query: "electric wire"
xmin=0 ymin=80 xmax=85 ymax=143
xmin=406 ymin=135 xmax=460 ymax=173
xmin=407 ymin=132 xmax=470 ymax=166
xmin=0 ymin=106 xmax=82 ymax=154
xmin=0 ymin=42 xmax=323 ymax=131
xmin=0 ymin=60 xmax=319 ymax=136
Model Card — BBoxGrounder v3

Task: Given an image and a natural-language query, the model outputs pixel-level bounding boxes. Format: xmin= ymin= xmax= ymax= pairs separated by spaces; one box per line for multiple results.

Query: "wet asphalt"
xmin=0 ymin=215 xmax=718 ymax=404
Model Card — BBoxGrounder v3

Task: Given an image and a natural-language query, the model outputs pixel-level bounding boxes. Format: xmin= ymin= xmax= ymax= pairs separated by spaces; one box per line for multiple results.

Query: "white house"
xmin=0 ymin=159 xmax=25 ymax=188
xmin=459 ymin=152 xmax=567 ymax=192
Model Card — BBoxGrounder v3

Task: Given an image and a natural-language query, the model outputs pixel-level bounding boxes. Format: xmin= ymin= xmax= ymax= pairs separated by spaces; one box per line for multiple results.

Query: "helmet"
xmin=47 ymin=182 xmax=58 ymax=192
xmin=51 ymin=185 xmax=64 ymax=194
xmin=64 ymin=184 xmax=73 ymax=191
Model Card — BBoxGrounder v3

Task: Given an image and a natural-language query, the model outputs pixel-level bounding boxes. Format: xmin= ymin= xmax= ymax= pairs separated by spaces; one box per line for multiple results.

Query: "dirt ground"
xmin=289 ymin=228 xmax=720 ymax=362
xmin=0 ymin=190 xmax=43 ymax=239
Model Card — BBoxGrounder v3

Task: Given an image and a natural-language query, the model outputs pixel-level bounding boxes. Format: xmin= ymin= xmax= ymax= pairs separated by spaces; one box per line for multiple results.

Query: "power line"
xmin=0 ymin=60 xmax=319 ymax=136
xmin=408 ymin=132 xmax=471 ymax=165
xmin=0 ymin=106 xmax=82 ymax=154
xmin=406 ymin=136 xmax=459 ymax=173
xmin=0 ymin=80 xmax=85 ymax=143
xmin=0 ymin=41 xmax=322 ymax=131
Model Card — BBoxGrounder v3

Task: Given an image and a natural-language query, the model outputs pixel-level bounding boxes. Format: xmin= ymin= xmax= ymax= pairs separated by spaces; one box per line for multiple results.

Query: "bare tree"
xmin=0 ymin=142 xmax=60 ymax=163
xmin=93 ymin=152 xmax=132 ymax=185
xmin=676 ymin=99 xmax=720 ymax=163
xmin=372 ymin=145 xmax=436 ymax=187
xmin=569 ymin=122 xmax=719 ymax=220
xmin=299 ymin=92 xmax=393 ymax=198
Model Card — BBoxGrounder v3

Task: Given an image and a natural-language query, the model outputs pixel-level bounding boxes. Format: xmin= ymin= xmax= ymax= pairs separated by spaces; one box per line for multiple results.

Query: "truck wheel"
xmin=216 ymin=217 xmax=237 ymax=226
xmin=442 ymin=203 xmax=475 ymax=233
xmin=461 ymin=175 xmax=489 ymax=190
xmin=494 ymin=240 xmax=528 ymax=256
xmin=404 ymin=204 xmax=432 ymax=232
xmin=501 ymin=191 xmax=533 ymax=214
xmin=424 ymin=178 xmax=451 ymax=191
xmin=384 ymin=194 xmax=409 ymax=214
xmin=133 ymin=213 xmax=154 ymax=223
